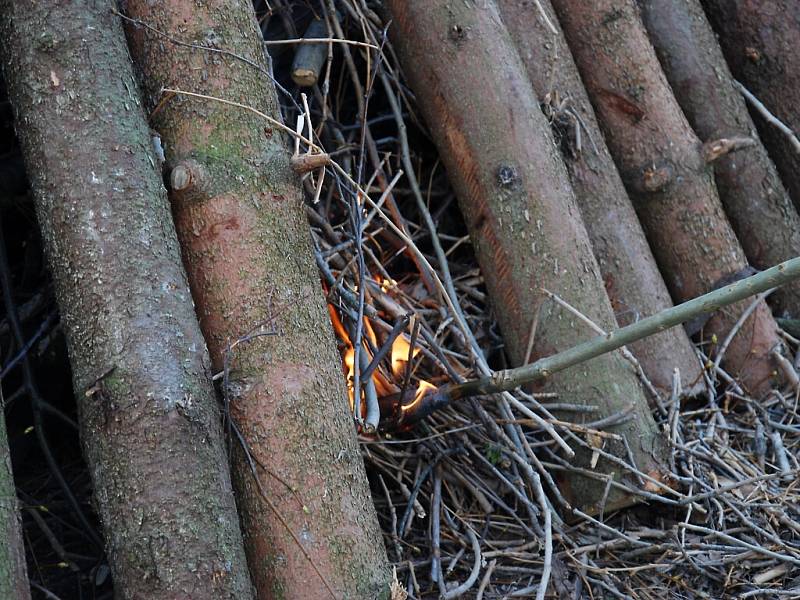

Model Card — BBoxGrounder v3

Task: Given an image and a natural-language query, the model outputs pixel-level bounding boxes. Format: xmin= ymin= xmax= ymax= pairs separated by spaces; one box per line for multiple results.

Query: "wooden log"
xmin=498 ymin=0 xmax=704 ymax=396
xmin=551 ymin=0 xmax=784 ymax=397
xmin=383 ymin=0 xmax=670 ymax=514
xmin=122 ymin=2 xmax=390 ymax=598
xmin=292 ymin=18 xmax=329 ymax=87
xmin=0 ymin=407 xmax=28 ymax=600
xmin=701 ymin=0 xmax=800 ymax=208
xmin=639 ymin=0 xmax=800 ymax=319
xmin=0 ymin=1 xmax=254 ymax=597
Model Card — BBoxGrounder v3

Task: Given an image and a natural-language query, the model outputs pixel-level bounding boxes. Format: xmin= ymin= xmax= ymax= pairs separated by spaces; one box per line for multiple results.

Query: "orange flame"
xmin=326 ymin=303 xmax=436 ymax=424
xmin=390 ymin=334 xmax=421 ymax=377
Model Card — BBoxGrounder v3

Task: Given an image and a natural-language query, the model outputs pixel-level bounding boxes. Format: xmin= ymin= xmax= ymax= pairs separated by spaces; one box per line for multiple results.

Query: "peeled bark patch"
xmin=0 ymin=1 xmax=254 ymax=598
xmin=121 ymin=2 xmax=389 ymax=598
xmin=552 ymin=0 xmax=783 ymax=397
xmin=384 ymin=0 xmax=670 ymax=514
xmin=498 ymin=0 xmax=703 ymax=396
xmin=640 ymin=0 xmax=800 ymax=319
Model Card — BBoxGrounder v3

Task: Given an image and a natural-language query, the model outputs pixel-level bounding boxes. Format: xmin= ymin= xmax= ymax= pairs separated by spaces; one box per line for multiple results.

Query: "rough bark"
xmin=0 ymin=410 xmax=28 ymax=600
xmin=701 ymin=0 xmax=800 ymax=207
xmin=0 ymin=2 xmax=254 ymax=599
xmin=383 ymin=0 xmax=670 ymax=514
xmin=551 ymin=0 xmax=783 ymax=396
xmin=639 ymin=0 xmax=800 ymax=319
xmin=121 ymin=1 xmax=390 ymax=598
xmin=498 ymin=0 xmax=703 ymax=396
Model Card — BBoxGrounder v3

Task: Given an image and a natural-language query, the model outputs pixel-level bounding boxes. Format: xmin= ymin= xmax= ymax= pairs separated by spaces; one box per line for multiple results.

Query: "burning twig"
xmin=379 ymin=257 xmax=800 ymax=430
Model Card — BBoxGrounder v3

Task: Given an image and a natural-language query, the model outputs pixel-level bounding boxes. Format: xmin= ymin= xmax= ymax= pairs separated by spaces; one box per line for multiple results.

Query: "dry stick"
xmin=711 ymin=291 xmax=775 ymax=383
xmin=265 ymin=36 xmax=377 ymax=49
xmin=423 ymin=257 xmax=800 ymax=411
xmin=475 ymin=559 xmax=497 ymax=600
xmin=541 ymin=288 xmax=663 ymax=402
xmin=733 ymin=80 xmax=800 ymax=155
xmin=361 ymin=314 xmax=410 ymax=381
xmin=440 ymin=526 xmax=482 ymax=599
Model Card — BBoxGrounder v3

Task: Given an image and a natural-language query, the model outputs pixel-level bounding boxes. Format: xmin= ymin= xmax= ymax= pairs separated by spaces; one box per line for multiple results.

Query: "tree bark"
xmin=383 ymin=0 xmax=670 ymax=514
xmin=121 ymin=2 xmax=390 ymax=598
xmin=551 ymin=0 xmax=783 ymax=397
xmin=0 ymin=2 xmax=254 ymax=598
xmin=639 ymin=0 xmax=800 ymax=319
xmin=498 ymin=0 xmax=703 ymax=396
xmin=701 ymin=0 xmax=800 ymax=208
xmin=0 ymin=410 xmax=28 ymax=600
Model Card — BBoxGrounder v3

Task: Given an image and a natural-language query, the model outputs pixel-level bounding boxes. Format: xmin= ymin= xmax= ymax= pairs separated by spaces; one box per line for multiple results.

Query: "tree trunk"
xmin=383 ymin=0 xmax=670 ymax=514
xmin=0 ymin=2 xmax=254 ymax=598
xmin=0 ymin=410 xmax=28 ymax=600
xmin=121 ymin=2 xmax=390 ymax=598
xmin=639 ymin=0 xmax=800 ymax=320
xmin=701 ymin=0 xmax=800 ymax=208
xmin=551 ymin=0 xmax=783 ymax=397
xmin=498 ymin=0 xmax=703 ymax=396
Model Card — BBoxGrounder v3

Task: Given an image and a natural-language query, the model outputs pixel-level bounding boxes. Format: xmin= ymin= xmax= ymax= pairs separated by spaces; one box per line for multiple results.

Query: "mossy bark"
xmin=0 ymin=1 xmax=254 ymax=598
xmin=0 ymin=410 xmax=28 ymax=600
xmin=701 ymin=0 xmax=800 ymax=208
xmin=384 ymin=0 xmax=670 ymax=514
xmin=121 ymin=1 xmax=389 ymax=598
xmin=552 ymin=0 xmax=783 ymax=397
xmin=498 ymin=0 xmax=703 ymax=396
xmin=639 ymin=0 xmax=800 ymax=319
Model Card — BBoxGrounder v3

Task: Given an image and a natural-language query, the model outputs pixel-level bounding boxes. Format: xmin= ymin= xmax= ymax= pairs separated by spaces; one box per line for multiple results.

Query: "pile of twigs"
xmin=259 ymin=1 xmax=800 ymax=597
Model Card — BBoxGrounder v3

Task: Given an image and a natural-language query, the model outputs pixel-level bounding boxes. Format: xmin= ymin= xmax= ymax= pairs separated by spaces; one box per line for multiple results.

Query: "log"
xmin=639 ymin=0 xmax=800 ymax=319
xmin=0 ymin=1 xmax=254 ymax=597
xmin=498 ymin=0 xmax=704 ymax=396
xmin=291 ymin=18 xmax=329 ymax=87
xmin=383 ymin=0 xmax=670 ymax=514
xmin=0 ymin=407 xmax=28 ymax=600
xmin=701 ymin=0 xmax=800 ymax=208
xmin=122 ymin=2 xmax=390 ymax=598
xmin=551 ymin=0 xmax=784 ymax=397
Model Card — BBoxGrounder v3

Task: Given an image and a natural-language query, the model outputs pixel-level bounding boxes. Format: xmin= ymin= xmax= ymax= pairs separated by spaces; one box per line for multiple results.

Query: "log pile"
xmin=2 ymin=0 xmax=800 ymax=598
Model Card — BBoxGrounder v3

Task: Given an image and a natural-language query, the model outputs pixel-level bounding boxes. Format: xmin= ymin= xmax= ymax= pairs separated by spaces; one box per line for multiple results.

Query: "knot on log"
xmin=448 ymin=23 xmax=467 ymax=44
xmin=170 ymin=159 xmax=210 ymax=203
xmin=632 ymin=161 xmax=673 ymax=194
xmin=496 ymin=163 xmax=519 ymax=188
xmin=701 ymin=136 xmax=756 ymax=163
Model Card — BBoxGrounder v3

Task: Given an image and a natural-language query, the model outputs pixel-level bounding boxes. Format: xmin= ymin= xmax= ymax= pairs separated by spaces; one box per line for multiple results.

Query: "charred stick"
xmin=398 ymin=317 xmax=420 ymax=403
xmin=361 ymin=314 xmax=410 ymax=382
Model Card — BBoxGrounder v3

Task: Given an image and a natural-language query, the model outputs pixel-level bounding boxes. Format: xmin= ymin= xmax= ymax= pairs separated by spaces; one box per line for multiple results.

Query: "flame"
xmin=401 ymin=379 xmax=437 ymax=413
xmin=391 ymin=333 xmax=421 ymax=377
xmin=326 ymin=302 xmax=437 ymax=426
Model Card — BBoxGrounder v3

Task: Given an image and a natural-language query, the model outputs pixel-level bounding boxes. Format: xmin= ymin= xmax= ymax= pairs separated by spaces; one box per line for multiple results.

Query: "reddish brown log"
xmin=639 ymin=0 xmax=800 ymax=319
xmin=384 ymin=0 xmax=670 ymax=514
xmin=498 ymin=0 xmax=703 ymax=396
xmin=122 ymin=1 xmax=390 ymax=598
xmin=551 ymin=0 xmax=784 ymax=396
xmin=701 ymin=0 xmax=800 ymax=208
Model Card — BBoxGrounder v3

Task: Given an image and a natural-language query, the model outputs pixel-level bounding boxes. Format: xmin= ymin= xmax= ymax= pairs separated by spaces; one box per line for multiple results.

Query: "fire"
xmin=400 ymin=379 xmax=437 ymax=414
xmin=390 ymin=333 xmax=421 ymax=377
xmin=326 ymin=302 xmax=436 ymax=426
